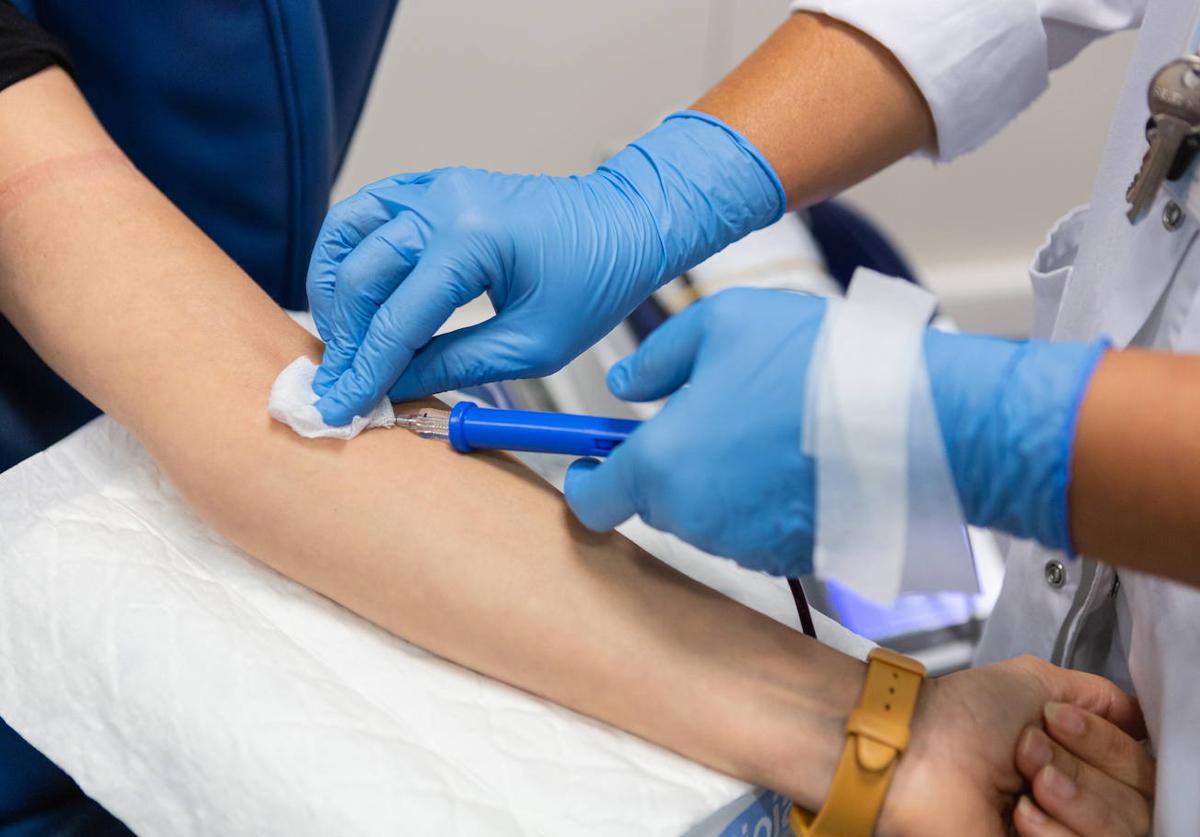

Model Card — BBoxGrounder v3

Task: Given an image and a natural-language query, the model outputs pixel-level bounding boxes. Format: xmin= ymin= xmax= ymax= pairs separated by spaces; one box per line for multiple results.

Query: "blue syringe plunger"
xmin=394 ymin=402 xmax=639 ymax=458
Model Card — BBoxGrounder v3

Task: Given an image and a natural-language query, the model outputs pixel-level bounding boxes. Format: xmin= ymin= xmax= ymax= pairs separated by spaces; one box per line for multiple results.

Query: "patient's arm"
xmin=0 ymin=65 xmax=862 ymax=812
xmin=0 ymin=69 xmax=1147 ymax=836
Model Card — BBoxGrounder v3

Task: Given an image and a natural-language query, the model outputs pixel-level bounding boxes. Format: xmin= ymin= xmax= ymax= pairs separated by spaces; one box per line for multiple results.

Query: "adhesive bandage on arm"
xmin=803 ymin=268 xmax=976 ymax=604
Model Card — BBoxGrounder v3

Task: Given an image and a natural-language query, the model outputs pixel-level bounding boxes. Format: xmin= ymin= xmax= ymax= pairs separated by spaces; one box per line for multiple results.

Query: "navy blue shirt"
xmin=0 ymin=0 xmax=398 ymax=472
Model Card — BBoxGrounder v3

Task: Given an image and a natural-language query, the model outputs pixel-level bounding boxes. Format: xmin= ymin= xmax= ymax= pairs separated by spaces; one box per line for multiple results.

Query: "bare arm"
xmin=693 ymin=13 xmax=935 ymax=206
xmin=0 ymin=64 xmax=861 ymax=814
xmin=0 ymin=69 xmax=1152 ymax=837
xmin=1070 ymin=351 xmax=1200 ymax=586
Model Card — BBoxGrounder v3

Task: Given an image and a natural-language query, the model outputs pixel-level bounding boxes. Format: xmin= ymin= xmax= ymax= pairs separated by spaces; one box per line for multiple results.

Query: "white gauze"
xmin=268 ymin=356 xmax=395 ymax=440
xmin=802 ymin=268 xmax=977 ymax=604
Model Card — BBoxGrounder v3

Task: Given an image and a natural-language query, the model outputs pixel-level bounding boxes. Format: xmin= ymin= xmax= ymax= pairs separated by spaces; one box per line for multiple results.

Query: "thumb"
xmin=564 ymin=455 xmax=637 ymax=532
xmin=608 ymin=301 xmax=707 ymax=402
xmin=388 ymin=315 xmax=545 ymax=401
xmin=1048 ymin=665 xmax=1146 ymax=740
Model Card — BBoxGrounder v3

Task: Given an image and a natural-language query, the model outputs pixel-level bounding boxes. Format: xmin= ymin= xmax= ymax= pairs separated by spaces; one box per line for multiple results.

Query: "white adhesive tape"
xmin=803 ymin=268 xmax=977 ymax=604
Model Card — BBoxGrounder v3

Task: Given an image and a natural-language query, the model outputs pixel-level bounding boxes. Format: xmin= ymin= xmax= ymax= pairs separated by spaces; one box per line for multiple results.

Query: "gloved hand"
xmin=563 ymin=287 xmax=1106 ymax=575
xmin=306 ymin=111 xmax=785 ymax=426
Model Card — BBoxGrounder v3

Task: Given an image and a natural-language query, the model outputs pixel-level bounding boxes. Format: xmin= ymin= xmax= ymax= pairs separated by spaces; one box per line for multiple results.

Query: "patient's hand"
xmin=877 ymin=656 xmax=1148 ymax=837
xmin=1011 ymin=701 xmax=1154 ymax=837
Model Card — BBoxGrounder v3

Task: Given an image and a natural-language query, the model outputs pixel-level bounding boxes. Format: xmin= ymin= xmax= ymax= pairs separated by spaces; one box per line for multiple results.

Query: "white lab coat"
xmin=792 ymin=1 xmax=1198 ymax=833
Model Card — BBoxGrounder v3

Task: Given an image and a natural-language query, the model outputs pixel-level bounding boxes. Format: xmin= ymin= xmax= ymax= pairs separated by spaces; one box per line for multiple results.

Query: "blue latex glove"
xmin=563 ymin=288 xmax=1106 ymax=575
xmin=307 ymin=111 xmax=785 ymax=426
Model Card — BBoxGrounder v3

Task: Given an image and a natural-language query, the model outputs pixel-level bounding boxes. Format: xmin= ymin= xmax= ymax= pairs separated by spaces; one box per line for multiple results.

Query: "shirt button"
xmin=1044 ymin=560 xmax=1066 ymax=589
xmin=1163 ymin=200 xmax=1185 ymax=231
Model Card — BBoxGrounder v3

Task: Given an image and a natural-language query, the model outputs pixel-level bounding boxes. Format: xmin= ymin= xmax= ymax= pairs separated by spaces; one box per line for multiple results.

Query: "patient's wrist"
xmin=746 ymin=644 xmax=867 ymax=814
xmin=872 ymin=677 xmax=945 ymax=837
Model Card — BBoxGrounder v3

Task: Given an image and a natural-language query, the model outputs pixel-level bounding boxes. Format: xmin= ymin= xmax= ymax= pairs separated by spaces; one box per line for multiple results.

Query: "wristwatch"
xmin=790 ymin=647 xmax=927 ymax=837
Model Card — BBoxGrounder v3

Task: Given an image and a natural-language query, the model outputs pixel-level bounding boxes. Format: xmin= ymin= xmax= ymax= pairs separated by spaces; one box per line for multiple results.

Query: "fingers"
xmin=1039 ymin=661 xmax=1146 ymax=740
xmin=315 ymin=252 xmax=484 ymax=426
xmin=1013 ymin=796 xmax=1079 ymax=837
xmin=387 ymin=317 xmax=538 ymax=402
xmin=564 ymin=453 xmax=637 ymax=532
xmin=607 ymin=301 xmax=707 ymax=402
xmin=313 ymin=213 xmax=427 ymax=396
xmin=1016 ymin=725 xmax=1152 ymax=837
xmin=306 ymin=182 xmax=420 ymax=342
xmin=1043 ymin=702 xmax=1156 ymax=798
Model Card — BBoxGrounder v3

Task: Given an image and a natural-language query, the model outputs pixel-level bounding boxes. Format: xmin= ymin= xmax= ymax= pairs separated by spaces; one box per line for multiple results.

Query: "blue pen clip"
xmin=394 ymin=402 xmax=640 ymax=458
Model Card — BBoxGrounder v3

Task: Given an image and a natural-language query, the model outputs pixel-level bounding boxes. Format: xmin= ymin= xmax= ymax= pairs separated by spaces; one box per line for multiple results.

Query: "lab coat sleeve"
xmin=789 ymin=0 xmax=1146 ymax=160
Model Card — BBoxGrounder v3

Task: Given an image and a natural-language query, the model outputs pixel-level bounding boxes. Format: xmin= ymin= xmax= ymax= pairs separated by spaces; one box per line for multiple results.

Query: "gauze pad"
xmin=268 ymin=356 xmax=394 ymax=439
xmin=803 ymin=268 xmax=977 ymax=604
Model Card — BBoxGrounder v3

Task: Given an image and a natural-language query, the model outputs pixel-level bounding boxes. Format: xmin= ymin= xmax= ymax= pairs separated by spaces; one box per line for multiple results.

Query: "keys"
xmin=1126 ymin=56 xmax=1200 ymax=222
xmin=1141 ymin=116 xmax=1200 ymax=181
xmin=1166 ymin=123 xmax=1200 ymax=181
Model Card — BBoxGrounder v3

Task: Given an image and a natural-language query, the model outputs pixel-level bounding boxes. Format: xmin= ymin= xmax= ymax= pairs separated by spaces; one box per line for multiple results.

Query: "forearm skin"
xmin=693 ymin=13 xmax=935 ymax=207
xmin=0 ymin=67 xmax=865 ymax=812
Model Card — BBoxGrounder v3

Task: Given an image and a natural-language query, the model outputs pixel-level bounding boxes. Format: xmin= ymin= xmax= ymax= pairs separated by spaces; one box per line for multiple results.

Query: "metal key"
xmin=1126 ymin=56 xmax=1200 ymax=222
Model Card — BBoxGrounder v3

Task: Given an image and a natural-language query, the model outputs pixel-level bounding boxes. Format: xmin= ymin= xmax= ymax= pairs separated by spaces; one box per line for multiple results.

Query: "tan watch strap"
xmin=790 ymin=648 xmax=926 ymax=837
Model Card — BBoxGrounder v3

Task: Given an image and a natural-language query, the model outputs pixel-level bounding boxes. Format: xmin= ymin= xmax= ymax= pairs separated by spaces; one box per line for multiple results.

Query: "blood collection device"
xmin=398 ymin=403 xmax=819 ymax=637
xmin=394 ymin=402 xmax=640 ymax=457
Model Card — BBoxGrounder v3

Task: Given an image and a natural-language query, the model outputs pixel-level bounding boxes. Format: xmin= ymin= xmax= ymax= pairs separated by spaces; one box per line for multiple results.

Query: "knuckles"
xmin=697 ymin=286 xmax=826 ymax=338
xmin=335 ymin=256 xmax=377 ymax=297
xmin=447 ymin=206 xmax=503 ymax=242
xmin=425 ymin=169 xmax=532 ymax=247
xmin=321 ymin=197 xmax=369 ymax=242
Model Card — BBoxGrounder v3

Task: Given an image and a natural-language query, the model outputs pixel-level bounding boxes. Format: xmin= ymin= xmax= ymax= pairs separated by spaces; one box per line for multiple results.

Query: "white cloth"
xmin=803 ymin=0 xmax=1200 ymax=832
xmin=268 ymin=356 xmax=394 ymax=439
xmin=0 ymin=416 xmax=872 ymax=837
xmin=790 ymin=0 xmax=1145 ymax=160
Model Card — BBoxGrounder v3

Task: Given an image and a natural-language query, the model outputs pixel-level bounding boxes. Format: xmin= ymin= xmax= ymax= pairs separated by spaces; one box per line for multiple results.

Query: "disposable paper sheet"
xmin=0 ymin=416 xmax=872 ymax=837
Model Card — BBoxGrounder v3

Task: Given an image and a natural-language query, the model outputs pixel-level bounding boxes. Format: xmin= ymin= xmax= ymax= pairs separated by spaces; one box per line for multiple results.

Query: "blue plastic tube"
xmin=447 ymin=402 xmax=640 ymax=458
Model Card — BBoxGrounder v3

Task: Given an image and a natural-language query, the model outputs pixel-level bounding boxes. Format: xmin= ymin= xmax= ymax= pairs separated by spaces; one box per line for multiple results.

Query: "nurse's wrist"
xmin=595 ymin=111 xmax=786 ymax=288
xmin=924 ymin=329 xmax=1108 ymax=552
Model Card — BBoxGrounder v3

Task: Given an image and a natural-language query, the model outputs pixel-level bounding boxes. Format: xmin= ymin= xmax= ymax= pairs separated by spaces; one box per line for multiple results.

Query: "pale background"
xmin=336 ymin=1 xmax=1140 ymax=336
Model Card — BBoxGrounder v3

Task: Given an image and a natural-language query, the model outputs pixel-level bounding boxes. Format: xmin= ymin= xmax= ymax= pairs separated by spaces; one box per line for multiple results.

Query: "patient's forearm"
xmin=0 ymin=68 xmax=863 ymax=810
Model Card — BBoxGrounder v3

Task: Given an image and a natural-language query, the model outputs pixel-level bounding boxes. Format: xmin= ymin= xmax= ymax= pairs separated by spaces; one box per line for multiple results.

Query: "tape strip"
xmin=803 ymin=268 xmax=977 ymax=604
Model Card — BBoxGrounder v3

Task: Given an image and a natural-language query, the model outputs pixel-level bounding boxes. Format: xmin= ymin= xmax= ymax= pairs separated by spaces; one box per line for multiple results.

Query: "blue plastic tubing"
xmin=447 ymin=402 xmax=641 ymax=457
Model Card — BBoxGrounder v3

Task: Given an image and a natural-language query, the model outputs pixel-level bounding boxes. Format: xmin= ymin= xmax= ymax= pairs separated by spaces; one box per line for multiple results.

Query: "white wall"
xmin=337 ymin=1 xmax=1138 ymax=335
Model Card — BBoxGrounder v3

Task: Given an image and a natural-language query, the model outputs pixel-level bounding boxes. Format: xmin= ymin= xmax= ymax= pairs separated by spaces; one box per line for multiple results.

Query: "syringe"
xmin=394 ymin=402 xmax=641 ymax=458
xmin=399 ymin=403 xmax=819 ymax=639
